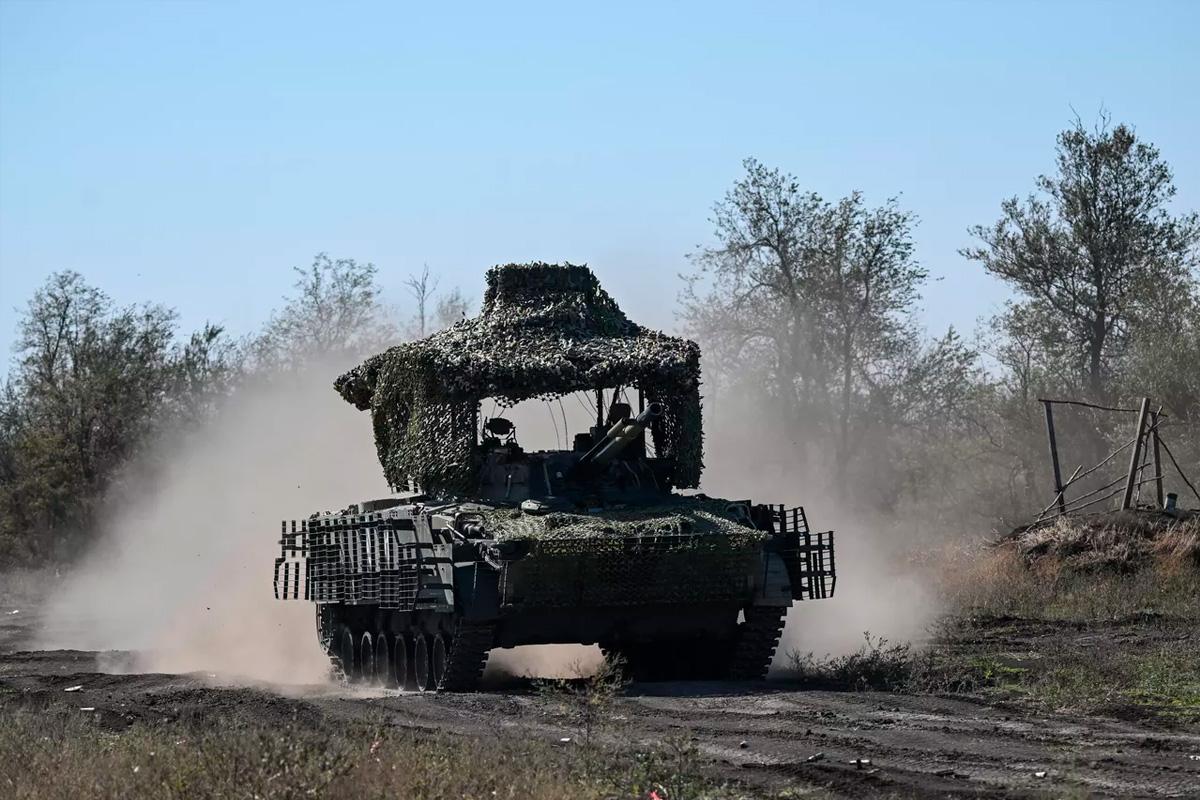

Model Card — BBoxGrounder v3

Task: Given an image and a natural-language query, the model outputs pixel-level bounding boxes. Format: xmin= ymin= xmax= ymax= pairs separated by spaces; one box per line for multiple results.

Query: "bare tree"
xmin=404 ymin=263 xmax=440 ymax=339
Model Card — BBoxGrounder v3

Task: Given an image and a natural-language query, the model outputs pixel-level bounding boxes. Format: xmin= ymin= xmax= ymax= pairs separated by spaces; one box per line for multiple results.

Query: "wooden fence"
xmin=1037 ymin=396 xmax=1199 ymax=522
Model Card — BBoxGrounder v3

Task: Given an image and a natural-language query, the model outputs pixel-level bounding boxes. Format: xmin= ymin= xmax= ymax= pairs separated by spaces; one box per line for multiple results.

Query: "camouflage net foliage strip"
xmin=335 ymin=263 xmax=703 ymax=495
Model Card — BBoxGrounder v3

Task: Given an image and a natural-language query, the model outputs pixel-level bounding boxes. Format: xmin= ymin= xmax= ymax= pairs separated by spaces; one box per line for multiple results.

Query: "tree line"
xmin=684 ymin=115 xmax=1199 ymax=531
xmin=2 ymin=114 xmax=1197 ymax=564
xmin=0 ymin=257 xmax=467 ymax=562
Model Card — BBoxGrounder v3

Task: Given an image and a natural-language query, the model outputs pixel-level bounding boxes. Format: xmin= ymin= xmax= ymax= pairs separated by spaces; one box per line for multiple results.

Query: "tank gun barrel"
xmin=574 ymin=402 xmax=663 ymax=473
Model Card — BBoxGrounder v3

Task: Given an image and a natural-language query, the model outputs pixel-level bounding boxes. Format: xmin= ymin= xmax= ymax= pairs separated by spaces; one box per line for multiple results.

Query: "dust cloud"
xmin=700 ymin=382 xmax=939 ymax=668
xmin=36 ymin=361 xmax=389 ymax=685
xmin=485 ymin=644 xmax=604 ymax=680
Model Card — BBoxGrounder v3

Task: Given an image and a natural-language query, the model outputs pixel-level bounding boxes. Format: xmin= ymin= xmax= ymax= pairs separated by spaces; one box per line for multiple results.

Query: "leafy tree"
xmin=684 ymin=158 xmax=976 ymax=496
xmin=251 ymin=253 xmax=395 ymax=369
xmin=14 ymin=272 xmax=177 ymax=487
xmin=0 ymin=273 xmax=176 ymax=557
xmin=166 ymin=323 xmax=240 ymax=424
xmin=0 ymin=272 xmax=239 ymax=561
xmin=962 ymin=116 xmax=1200 ymax=400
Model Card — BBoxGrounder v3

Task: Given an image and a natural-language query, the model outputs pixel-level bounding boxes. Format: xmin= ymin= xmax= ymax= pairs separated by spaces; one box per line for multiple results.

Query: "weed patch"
xmin=784 ymin=633 xmax=915 ymax=691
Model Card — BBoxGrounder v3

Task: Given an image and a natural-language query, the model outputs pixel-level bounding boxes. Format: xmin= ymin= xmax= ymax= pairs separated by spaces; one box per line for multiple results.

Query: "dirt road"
xmin=2 ymin=644 xmax=1197 ymax=798
xmin=2 ymin=571 xmax=1197 ymax=799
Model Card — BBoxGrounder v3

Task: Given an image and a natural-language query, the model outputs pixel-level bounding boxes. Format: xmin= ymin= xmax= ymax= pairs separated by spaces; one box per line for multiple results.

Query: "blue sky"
xmin=1 ymin=1 xmax=1197 ymax=368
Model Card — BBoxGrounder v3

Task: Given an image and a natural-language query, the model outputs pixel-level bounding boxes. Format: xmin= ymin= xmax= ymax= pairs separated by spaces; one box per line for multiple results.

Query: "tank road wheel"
xmin=391 ymin=634 xmax=410 ymax=690
xmin=430 ymin=633 xmax=448 ymax=688
xmin=728 ymin=607 xmax=787 ymax=680
xmin=359 ymin=632 xmax=376 ymax=684
xmin=337 ymin=625 xmax=357 ymax=682
xmin=374 ymin=632 xmax=393 ymax=688
xmin=411 ymin=634 xmax=432 ymax=692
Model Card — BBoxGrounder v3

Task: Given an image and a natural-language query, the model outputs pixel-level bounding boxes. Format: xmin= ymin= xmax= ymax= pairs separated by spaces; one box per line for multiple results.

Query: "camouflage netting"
xmin=476 ymin=497 xmax=766 ymax=547
xmin=481 ymin=498 xmax=766 ymax=608
xmin=335 ymin=262 xmax=703 ymax=495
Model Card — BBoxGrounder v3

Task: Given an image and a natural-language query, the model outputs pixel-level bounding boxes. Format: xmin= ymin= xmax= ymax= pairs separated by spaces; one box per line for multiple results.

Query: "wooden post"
xmin=1042 ymin=400 xmax=1067 ymax=515
xmin=1151 ymin=410 xmax=1164 ymax=508
xmin=595 ymin=389 xmax=604 ymax=428
xmin=1121 ymin=397 xmax=1152 ymax=510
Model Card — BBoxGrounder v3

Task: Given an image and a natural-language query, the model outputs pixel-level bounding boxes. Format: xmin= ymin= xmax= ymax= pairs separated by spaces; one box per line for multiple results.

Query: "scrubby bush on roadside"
xmin=783 ymin=632 xmax=915 ymax=692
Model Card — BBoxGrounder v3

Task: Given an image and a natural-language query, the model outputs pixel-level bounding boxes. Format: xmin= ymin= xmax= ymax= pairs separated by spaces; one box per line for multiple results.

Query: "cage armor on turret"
xmin=273 ymin=262 xmax=835 ymax=691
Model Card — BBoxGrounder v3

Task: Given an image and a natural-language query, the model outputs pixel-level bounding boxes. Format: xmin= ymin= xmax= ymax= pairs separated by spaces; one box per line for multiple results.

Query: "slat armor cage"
xmin=773 ymin=505 xmax=836 ymax=600
xmin=273 ymin=509 xmax=453 ymax=611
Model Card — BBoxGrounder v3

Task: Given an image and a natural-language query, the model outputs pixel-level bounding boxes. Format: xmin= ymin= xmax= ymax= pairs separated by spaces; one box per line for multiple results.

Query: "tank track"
xmin=437 ymin=619 xmax=495 ymax=691
xmin=316 ymin=606 xmax=348 ymax=680
xmin=728 ymin=606 xmax=787 ymax=680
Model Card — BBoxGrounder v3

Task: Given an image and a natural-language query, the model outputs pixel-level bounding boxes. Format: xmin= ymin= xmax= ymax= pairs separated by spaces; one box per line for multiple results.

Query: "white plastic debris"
xmin=8 ymin=609 xmax=18 ymax=615
xmin=559 ymin=737 xmax=572 ymax=744
xmin=64 ymin=685 xmax=83 ymax=692
xmin=79 ymin=707 xmax=96 ymax=712
xmin=806 ymin=752 xmax=825 ymax=763
xmin=1034 ymin=771 xmax=1047 ymax=778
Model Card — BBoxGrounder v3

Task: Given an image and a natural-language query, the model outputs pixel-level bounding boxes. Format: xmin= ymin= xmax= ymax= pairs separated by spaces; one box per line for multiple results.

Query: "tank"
xmin=273 ymin=262 xmax=835 ymax=691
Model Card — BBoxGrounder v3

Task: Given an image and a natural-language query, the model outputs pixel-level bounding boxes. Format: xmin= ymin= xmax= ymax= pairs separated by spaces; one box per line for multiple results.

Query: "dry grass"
xmin=941 ymin=547 xmax=1200 ymax=620
xmin=917 ymin=511 xmax=1200 ymax=723
xmin=0 ymin=709 xmax=584 ymax=800
xmin=1006 ymin=510 xmax=1199 ymax=574
xmin=1154 ymin=519 xmax=1200 ymax=571
xmin=0 ymin=700 xmax=760 ymax=800
xmin=938 ymin=512 xmax=1200 ymax=622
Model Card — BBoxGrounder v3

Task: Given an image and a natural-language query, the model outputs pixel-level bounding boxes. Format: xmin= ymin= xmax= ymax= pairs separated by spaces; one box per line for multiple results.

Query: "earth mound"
xmin=1003 ymin=509 xmax=1199 ymax=573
